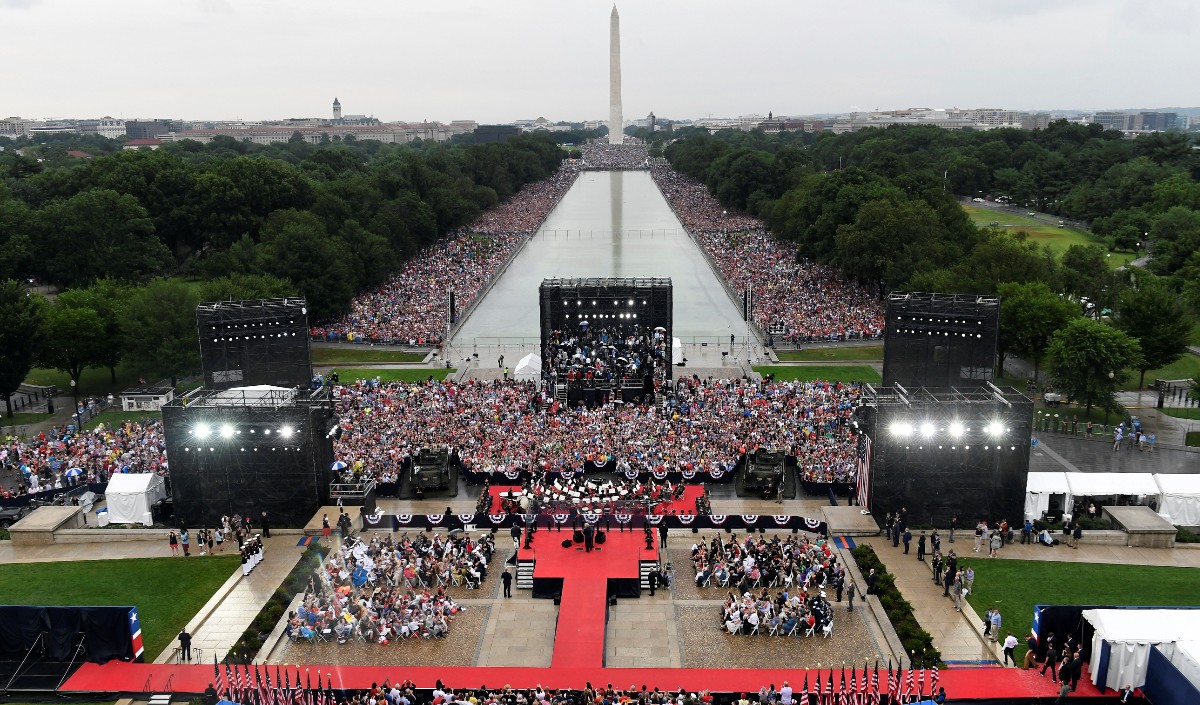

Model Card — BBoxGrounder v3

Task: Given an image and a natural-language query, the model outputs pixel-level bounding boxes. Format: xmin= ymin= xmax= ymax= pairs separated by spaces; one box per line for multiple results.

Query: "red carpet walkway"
xmin=487 ymin=485 xmax=702 ymax=515
xmin=520 ymin=528 xmax=656 ymax=668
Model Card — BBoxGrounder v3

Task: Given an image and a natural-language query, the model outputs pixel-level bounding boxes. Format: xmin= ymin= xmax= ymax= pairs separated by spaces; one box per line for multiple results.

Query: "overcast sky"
xmin=1 ymin=0 xmax=1193 ymax=123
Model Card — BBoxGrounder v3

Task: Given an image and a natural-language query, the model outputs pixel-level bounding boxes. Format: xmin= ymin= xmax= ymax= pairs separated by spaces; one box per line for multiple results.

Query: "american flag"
xmin=904 ymin=664 xmax=915 ymax=702
xmin=887 ymin=663 xmax=897 ymax=702
xmin=825 ymin=670 xmax=833 ymax=705
xmin=236 ymin=663 xmax=247 ymax=700
xmin=839 ymin=668 xmax=846 ymax=705
xmin=127 ymin=608 xmax=145 ymax=661
xmin=849 ymin=669 xmax=858 ymax=705
xmin=802 ymin=673 xmax=810 ymax=703
xmin=213 ymin=657 xmax=223 ymax=698
xmin=855 ymin=435 xmax=872 ymax=508
xmin=264 ymin=666 xmax=274 ymax=705
xmin=930 ymin=662 xmax=940 ymax=696
xmin=871 ymin=662 xmax=880 ymax=705
xmin=918 ymin=661 xmax=926 ymax=699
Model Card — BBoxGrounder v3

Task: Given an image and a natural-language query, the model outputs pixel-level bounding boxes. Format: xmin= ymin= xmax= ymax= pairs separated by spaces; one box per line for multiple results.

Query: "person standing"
xmin=178 ymin=628 xmax=192 ymax=661
xmin=168 ymin=529 xmax=179 ymax=556
xmin=1072 ymin=523 xmax=1082 ymax=550
xmin=206 ymin=528 xmax=214 ymax=555
xmin=1068 ymin=650 xmax=1084 ymax=691
xmin=949 ymin=515 xmax=958 ymax=543
xmin=1022 ymin=519 xmax=1033 ymax=544
xmin=501 ymin=568 xmax=513 ymax=598
xmin=866 ymin=568 xmax=877 ymax=595
xmin=952 ymin=571 xmax=964 ymax=611
xmin=1041 ymin=639 xmax=1061 ymax=680
xmin=931 ymin=528 xmax=941 ymax=553
xmin=648 ymin=566 xmax=659 ymax=596
xmin=834 ymin=572 xmax=844 ymax=602
xmin=260 ymin=510 xmax=271 ymax=538
xmin=1002 ymin=633 xmax=1019 ymax=666
xmin=1054 ymin=681 xmax=1071 ymax=705
xmin=902 ymin=528 xmax=912 ymax=555
xmin=497 ymin=354 xmax=504 ymax=370
xmin=180 ymin=528 xmax=190 ymax=557
xmin=583 ymin=522 xmax=595 ymax=552
xmin=847 ymin=579 xmax=856 ymax=611
xmin=983 ymin=609 xmax=995 ymax=640
xmin=1025 ymin=634 xmax=1040 ymax=669
xmin=964 ymin=565 xmax=975 ymax=593
xmin=989 ymin=530 xmax=1002 ymax=558
xmin=658 ymin=523 xmax=668 ymax=550
xmin=990 ymin=609 xmax=1002 ymax=642
xmin=503 ymin=366 xmax=510 ymax=381
xmin=917 ymin=532 xmax=927 ymax=561
xmin=214 ymin=526 xmax=224 ymax=553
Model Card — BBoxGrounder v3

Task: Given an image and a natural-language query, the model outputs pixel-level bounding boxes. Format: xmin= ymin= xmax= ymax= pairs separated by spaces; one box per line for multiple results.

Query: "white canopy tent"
xmin=1024 ymin=471 xmax=1069 ymax=522
xmin=1154 ymin=474 xmax=1200 ymax=526
xmin=1157 ymin=641 xmax=1200 ymax=691
xmin=512 ymin=353 xmax=541 ymax=386
xmin=1083 ymin=608 xmax=1200 ymax=690
xmin=104 ymin=472 xmax=167 ymax=526
xmin=1065 ymin=472 xmax=1159 ymax=501
xmin=671 ymin=337 xmax=683 ymax=366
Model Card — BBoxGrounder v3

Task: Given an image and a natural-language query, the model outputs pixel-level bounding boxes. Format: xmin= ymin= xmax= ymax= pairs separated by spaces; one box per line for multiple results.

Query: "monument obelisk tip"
xmin=608 ymin=5 xmax=623 ymax=145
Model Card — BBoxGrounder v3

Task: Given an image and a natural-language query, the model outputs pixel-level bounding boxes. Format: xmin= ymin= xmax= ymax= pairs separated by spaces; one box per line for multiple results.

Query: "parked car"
xmin=1043 ymin=391 xmax=1063 ymax=406
xmin=0 ymin=505 xmax=33 ymax=528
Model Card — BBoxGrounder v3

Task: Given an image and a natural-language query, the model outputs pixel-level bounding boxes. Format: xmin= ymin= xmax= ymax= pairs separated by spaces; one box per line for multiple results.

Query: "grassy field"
xmin=312 ymin=347 xmax=428 ymax=364
xmin=1121 ymin=354 xmax=1200 ymax=391
xmin=84 ymin=409 xmax=163 ymax=430
xmin=0 ymin=556 xmax=239 ymax=658
xmin=25 ymin=364 xmax=142 ymax=398
xmin=754 ymin=365 xmax=882 ymax=384
xmin=1034 ymin=405 xmax=1127 ymax=427
xmin=1163 ymin=407 xmax=1200 ymax=420
xmin=1 ymin=412 xmax=52 ymax=426
xmin=774 ymin=346 xmax=884 ymax=362
xmin=1188 ymin=432 xmax=1200 ymax=447
xmin=962 ymin=205 xmax=1136 ymax=268
xmin=966 ymin=559 xmax=1200 ymax=664
xmin=335 ymin=368 xmax=455 ymax=383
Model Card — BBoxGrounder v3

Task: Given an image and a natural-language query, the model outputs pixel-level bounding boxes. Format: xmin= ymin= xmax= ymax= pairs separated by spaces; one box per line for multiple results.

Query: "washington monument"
xmin=608 ymin=5 xmax=623 ymax=145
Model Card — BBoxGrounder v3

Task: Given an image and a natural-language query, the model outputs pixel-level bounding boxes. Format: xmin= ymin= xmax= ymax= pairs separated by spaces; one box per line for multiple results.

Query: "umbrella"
xmin=331 ymin=460 xmax=348 ymax=472
xmin=654 ymin=326 xmax=666 ymax=332
xmin=64 ymin=467 xmax=84 ymax=478
xmin=580 ymin=320 xmax=589 ymax=327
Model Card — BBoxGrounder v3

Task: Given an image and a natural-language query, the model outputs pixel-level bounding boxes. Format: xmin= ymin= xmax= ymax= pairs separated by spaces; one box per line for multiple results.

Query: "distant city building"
xmin=174 ymin=122 xmax=454 ymax=145
xmin=474 ymin=124 xmax=521 ymax=143
xmin=1090 ymin=111 xmax=1183 ymax=134
xmin=332 ymin=97 xmax=342 ymax=121
xmin=123 ymin=138 xmax=163 ymax=150
xmin=79 ymin=117 xmax=126 ymax=139
xmin=126 ymin=120 xmax=175 ymax=140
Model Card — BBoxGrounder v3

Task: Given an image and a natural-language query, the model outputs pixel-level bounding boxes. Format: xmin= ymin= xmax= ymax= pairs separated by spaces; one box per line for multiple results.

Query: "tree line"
xmin=664 ymin=123 xmax=1198 ymax=414
xmin=0 ymin=132 xmax=566 ymax=320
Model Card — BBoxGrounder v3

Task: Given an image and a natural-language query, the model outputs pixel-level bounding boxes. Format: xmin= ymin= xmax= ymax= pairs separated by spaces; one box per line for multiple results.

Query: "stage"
xmin=487 ymin=485 xmax=703 ymax=515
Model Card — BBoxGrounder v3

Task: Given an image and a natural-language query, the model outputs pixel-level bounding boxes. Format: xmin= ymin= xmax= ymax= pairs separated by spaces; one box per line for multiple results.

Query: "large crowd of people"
xmin=649 ymin=166 xmax=884 ymax=343
xmin=310 ymin=165 xmax=581 ymax=346
xmin=1 ymin=419 xmax=166 ymax=498
xmin=692 ymin=534 xmax=848 ymax=639
xmin=289 ymin=531 xmax=492 ymax=645
xmin=580 ymin=141 xmax=649 ymax=170
xmin=331 ymin=376 xmax=862 ymax=485
xmin=543 ymin=324 xmax=668 ymax=390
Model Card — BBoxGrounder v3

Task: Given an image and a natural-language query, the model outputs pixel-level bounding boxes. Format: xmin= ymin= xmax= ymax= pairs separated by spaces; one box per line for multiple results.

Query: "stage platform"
xmin=488 ymin=485 xmax=703 ymax=515
xmin=61 ymin=662 xmax=1107 ymax=701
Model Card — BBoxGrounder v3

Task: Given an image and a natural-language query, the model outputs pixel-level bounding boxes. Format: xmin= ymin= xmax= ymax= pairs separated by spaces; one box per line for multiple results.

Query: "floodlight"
xmin=986 ymin=421 xmax=1004 ymax=437
xmin=890 ymin=421 xmax=913 ymax=437
xmin=195 ymin=423 xmax=211 ymax=439
xmin=920 ymin=422 xmax=935 ymax=438
xmin=220 ymin=424 xmax=234 ymax=439
xmin=281 ymin=425 xmax=295 ymax=438
xmin=948 ymin=421 xmax=965 ymax=439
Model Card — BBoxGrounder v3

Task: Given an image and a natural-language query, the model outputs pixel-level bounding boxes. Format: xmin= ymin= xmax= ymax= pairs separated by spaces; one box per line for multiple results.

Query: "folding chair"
xmin=747 ymin=623 xmax=760 ymax=637
xmin=822 ymin=622 xmax=833 ymax=638
xmin=767 ymin=622 xmax=781 ymax=637
xmin=803 ymin=623 xmax=817 ymax=638
xmin=784 ymin=622 xmax=799 ymax=637
xmin=316 ymin=629 xmax=331 ymax=643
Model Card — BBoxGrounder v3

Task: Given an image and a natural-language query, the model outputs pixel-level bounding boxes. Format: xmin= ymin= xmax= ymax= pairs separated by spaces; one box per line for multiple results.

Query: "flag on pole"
xmin=855 ymin=435 xmax=872 ymax=508
xmin=848 ymin=669 xmax=858 ymax=705
xmin=918 ymin=660 xmax=926 ymax=701
xmin=802 ymin=673 xmax=810 ymax=704
xmin=904 ymin=663 xmax=915 ymax=702
xmin=887 ymin=663 xmax=896 ymax=702
xmin=213 ymin=657 xmax=223 ymax=698
xmin=871 ymin=661 xmax=880 ymax=705
xmin=839 ymin=667 xmax=847 ymax=705
xmin=825 ymin=670 xmax=833 ymax=705
xmin=930 ymin=661 xmax=940 ymax=697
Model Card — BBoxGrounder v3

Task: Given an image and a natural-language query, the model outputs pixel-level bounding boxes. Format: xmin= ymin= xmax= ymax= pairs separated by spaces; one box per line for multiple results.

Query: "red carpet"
xmin=487 ymin=485 xmax=703 ymax=515
xmin=519 ymin=530 xmax=655 ymax=668
xmin=62 ymin=662 xmax=1109 ymax=700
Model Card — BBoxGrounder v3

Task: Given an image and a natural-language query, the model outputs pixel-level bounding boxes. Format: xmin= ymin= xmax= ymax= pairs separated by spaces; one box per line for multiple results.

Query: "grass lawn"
xmin=312 ymin=347 xmax=428 ymax=364
xmin=1188 ymin=432 xmax=1200 ymax=447
xmin=1163 ymin=407 xmax=1200 ymax=421
xmin=1 ymin=412 xmax=52 ymax=426
xmin=0 ymin=556 xmax=239 ymax=658
xmin=962 ymin=205 xmax=1135 ymax=268
xmin=84 ymin=409 xmax=163 ymax=430
xmin=1121 ymin=354 xmax=1200 ymax=391
xmin=775 ymin=345 xmax=884 ymax=362
xmin=754 ymin=365 xmax=882 ymax=384
xmin=24 ymin=364 xmax=141 ymax=398
xmin=966 ymin=559 xmax=1200 ymax=664
xmin=335 ymin=368 xmax=455 ymax=383
xmin=1034 ymin=405 xmax=1126 ymax=427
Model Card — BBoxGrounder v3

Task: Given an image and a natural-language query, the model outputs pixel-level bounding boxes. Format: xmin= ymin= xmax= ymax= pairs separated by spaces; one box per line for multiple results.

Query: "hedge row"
xmin=850 ymin=544 xmax=943 ymax=667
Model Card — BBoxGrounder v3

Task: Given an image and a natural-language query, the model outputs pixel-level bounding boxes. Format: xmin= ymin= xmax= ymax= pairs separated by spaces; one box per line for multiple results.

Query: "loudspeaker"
xmin=573 ymin=530 xmax=584 ymax=543
xmin=561 ymin=539 xmax=573 ymax=548
xmin=596 ymin=531 xmax=607 ymax=544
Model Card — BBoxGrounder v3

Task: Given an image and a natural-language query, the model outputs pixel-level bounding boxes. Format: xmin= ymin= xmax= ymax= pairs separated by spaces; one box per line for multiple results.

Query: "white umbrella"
xmin=64 ymin=467 xmax=84 ymax=478
xmin=331 ymin=460 xmax=348 ymax=471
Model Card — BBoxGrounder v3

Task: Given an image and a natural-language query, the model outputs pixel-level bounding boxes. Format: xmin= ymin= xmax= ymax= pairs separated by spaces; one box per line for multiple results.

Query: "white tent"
xmin=1154 ymin=474 xmax=1200 ymax=527
xmin=1024 ymin=471 xmax=1069 ymax=521
xmin=512 ymin=353 xmax=541 ymax=386
xmin=1065 ymin=472 xmax=1159 ymax=500
xmin=671 ymin=337 xmax=683 ymax=365
xmin=1083 ymin=608 xmax=1200 ymax=690
xmin=1158 ymin=641 xmax=1200 ymax=691
xmin=104 ymin=472 xmax=167 ymax=526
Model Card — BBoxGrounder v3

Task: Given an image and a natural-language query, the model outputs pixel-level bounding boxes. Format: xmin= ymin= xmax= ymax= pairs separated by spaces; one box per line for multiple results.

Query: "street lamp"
xmin=69 ymin=379 xmax=78 ymax=426
xmin=1104 ymin=371 xmax=1115 ymax=426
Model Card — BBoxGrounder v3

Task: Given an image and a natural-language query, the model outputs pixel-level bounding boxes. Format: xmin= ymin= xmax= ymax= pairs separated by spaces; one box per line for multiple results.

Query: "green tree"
xmin=832 ymin=198 xmax=956 ymax=295
xmin=33 ymin=189 xmax=172 ymax=288
xmin=0 ymin=281 xmax=46 ymax=423
xmin=37 ymin=302 xmax=108 ymax=393
xmin=123 ymin=279 xmax=203 ymax=384
xmin=1059 ymin=245 xmax=1114 ymax=313
xmin=1113 ymin=273 xmax=1193 ymax=389
xmin=1046 ymin=318 xmax=1142 ymax=415
xmin=1149 ymin=206 xmax=1200 ymax=276
xmin=997 ymin=281 xmax=1081 ymax=381
xmin=198 ymin=272 xmax=296 ymax=302
xmin=253 ymin=210 xmax=355 ymax=320
xmin=54 ymin=280 xmax=130 ymax=383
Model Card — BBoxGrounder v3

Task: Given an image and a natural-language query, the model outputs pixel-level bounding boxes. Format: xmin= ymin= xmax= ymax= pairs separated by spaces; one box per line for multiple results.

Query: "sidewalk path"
xmin=155 ymin=537 xmax=307 ymax=664
xmin=858 ymin=537 xmax=994 ymax=664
